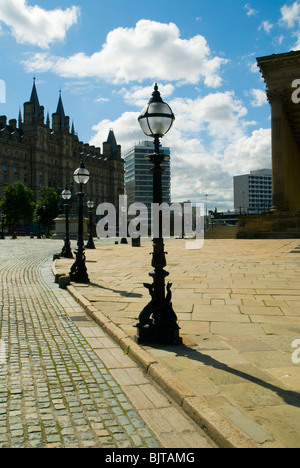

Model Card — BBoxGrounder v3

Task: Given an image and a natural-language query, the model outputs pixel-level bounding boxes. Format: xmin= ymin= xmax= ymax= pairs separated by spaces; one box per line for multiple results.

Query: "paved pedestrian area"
xmin=0 ymin=239 xmax=214 ymax=449
xmin=56 ymin=237 xmax=300 ymax=448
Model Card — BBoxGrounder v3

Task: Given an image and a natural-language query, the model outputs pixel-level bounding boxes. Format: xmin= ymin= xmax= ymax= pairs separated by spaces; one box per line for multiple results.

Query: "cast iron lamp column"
xmin=37 ymin=215 xmax=42 ymax=239
xmin=0 ymin=214 xmax=5 ymax=240
xmin=134 ymin=84 xmax=182 ymax=345
xmin=60 ymin=187 xmax=73 ymax=258
xmin=69 ymin=160 xmax=90 ymax=283
xmin=86 ymin=199 xmax=96 ymax=249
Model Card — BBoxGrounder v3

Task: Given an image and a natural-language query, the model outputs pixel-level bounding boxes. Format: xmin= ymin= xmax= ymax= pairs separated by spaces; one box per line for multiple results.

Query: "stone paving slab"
xmin=0 ymin=239 xmax=214 ymax=449
xmin=55 ymin=237 xmax=300 ymax=448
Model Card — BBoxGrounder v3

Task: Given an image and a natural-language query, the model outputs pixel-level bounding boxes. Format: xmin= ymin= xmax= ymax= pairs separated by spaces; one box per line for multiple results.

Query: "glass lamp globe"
xmin=138 ymin=83 xmax=175 ymax=138
xmin=62 ymin=188 xmax=72 ymax=200
xmin=87 ymin=200 xmax=95 ymax=209
xmin=73 ymin=160 xmax=90 ymax=185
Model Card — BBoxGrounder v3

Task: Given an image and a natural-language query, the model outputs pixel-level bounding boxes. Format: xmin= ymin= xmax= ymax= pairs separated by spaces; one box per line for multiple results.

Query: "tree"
xmin=34 ymin=187 xmax=60 ymax=236
xmin=0 ymin=182 xmax=35 ymax=233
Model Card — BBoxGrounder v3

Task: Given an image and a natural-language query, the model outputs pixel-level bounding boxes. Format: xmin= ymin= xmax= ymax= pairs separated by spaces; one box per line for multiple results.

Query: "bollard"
xmin=131 ymin=237 xmax=140 ymax=247
xmin=58 ymin=275 xmax=71 ymax=289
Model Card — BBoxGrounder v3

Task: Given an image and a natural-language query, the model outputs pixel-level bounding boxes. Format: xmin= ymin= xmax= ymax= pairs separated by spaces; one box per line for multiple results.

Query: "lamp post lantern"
xmin=86 ymin=199 xmax=96 ymax=249
xmin=135 ymin=83 xmax=182 ymax=345
xmin=61 ymin=187 xmax=73 ymax=258
xmin=69 ymin=159 xmax=90 ymax=283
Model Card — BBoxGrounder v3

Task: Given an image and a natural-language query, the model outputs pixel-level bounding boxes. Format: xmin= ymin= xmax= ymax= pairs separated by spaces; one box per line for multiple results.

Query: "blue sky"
xmin=1 ymin=0 xmax=300 ymax=210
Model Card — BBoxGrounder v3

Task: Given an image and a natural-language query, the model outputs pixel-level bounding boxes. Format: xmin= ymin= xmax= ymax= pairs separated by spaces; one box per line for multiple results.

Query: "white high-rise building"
xmin=124 ymin=141 xmax=171 ymax=210
xmin=234 ymin=169 xmax=272 ymax=214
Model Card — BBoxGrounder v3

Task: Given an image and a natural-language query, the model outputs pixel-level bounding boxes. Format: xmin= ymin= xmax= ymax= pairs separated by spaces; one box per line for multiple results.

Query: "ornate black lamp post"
xmin=135 ymin=84 xmax=182 ymax=345
xmin=61 ymin=187 xmax=73 ymax=258
xmin=86 ymin=199 xmax=96 ymax=249
xmin=69 ymin=160 xmax=90 ymax=283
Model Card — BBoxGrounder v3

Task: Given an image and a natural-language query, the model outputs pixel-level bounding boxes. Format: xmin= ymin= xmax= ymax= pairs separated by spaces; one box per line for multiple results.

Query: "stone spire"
xmin=107 ymin=129 xmax=119 ymax=157
xmin=18 ymin=108 xmax=22 ymax=126
xmin=56 ymin=90 xmax=66 ymax=128
xmin=30 ymin=77 xmax=42 ymax=118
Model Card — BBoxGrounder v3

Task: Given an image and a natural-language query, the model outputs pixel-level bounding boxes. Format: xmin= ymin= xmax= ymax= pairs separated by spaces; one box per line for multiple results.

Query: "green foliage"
xmin=34 ymin=187 xmax=60 ymax=233
xmin=0 ymin=182 xmax=35 ymax=226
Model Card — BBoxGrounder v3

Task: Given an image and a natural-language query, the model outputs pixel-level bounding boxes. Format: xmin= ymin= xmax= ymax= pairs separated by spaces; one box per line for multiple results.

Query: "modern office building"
xmin=234 ymin=169 xmax=272 ymax=214
xmin=124 ymin=140 xmax=171 ymax=210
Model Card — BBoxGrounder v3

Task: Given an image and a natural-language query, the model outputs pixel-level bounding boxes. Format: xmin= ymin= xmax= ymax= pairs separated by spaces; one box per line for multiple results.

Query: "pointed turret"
xmin=103 ymin=129 xmax=121 ymax=159
xmin=107 ymin=129 xmax=119 ymax=157
xmin=18 ymin=108 xmax=22 ymax=127
xmin=30 ymin=78 xmax=42 ymax=118
xmin=24 ymin=78 xmax=44 ymax=124
xmin=52 ymin=91 xmax=69 ymax=132
xmin=56 ymin=91 xmax=66 ymax=128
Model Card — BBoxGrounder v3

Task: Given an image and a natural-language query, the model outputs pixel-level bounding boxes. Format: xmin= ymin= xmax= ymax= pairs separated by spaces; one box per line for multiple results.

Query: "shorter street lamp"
xmin=69 ymin=160 xmax=90 ymax=283
xmin=134 ymin=83 xmax=182 ymax=345
xmin=86 ymin=199 xmax=96 ymax=250
xmin=37 ymin=215 xmax=42 ymax=239
xmin=0 ymin=214 xmax=5 ymax=240
xmin=61 ymin=187 xmax=73 ymax=259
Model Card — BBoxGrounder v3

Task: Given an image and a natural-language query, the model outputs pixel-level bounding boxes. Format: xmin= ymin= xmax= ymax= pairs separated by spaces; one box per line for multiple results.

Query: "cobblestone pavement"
xmin=0 ymin=239 xmax=163 ymax=448
xmin=56 ymin=237 xmax=300 ymax=448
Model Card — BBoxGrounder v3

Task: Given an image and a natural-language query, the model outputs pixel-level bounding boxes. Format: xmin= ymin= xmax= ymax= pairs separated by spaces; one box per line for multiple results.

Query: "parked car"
xmin=16 ymin=230 xmax=26 ymax=236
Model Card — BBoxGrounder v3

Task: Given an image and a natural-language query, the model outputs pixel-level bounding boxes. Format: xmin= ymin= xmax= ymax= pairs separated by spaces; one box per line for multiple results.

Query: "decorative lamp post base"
xmin=61 ymin=241 xmax=73 ymax=259
xmin=135 ymin=323 xmax=182 ymax=346
xmin=134 ymin=281 xmax=182 ymax=346
xmin=86 ymin=238 xmax=96 ymax=249
xmin=69 ymin=250 xmax=90 ymax=284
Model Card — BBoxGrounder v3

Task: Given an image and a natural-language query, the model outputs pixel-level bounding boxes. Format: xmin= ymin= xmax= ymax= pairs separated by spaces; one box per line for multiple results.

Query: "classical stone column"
xmin=267 ymin=90 xmax=289 ymax=213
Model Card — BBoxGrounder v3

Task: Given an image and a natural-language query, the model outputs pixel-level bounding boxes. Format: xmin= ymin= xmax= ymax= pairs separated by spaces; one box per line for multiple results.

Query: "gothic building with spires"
xmin=0 ymin=80 xmax=124 ymax=209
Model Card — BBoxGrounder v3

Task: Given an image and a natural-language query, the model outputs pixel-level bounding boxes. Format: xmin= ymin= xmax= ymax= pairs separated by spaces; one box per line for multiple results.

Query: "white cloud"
xmin=249 ymin=61 xmax=259 ymax=73
xmin=250 ymin=89 xmax=268 ymax=107
xmin=0 ymin=0 xmax=79 ymax=48
xmin=94 ymin=97 xmax=110 ymax=103
xmin=90 ymin=112 xmax=141 ymax=154
xmin=280 ymin=1 xmax=300 ymax=49
xmin=244 ymin=3 xmax=258 ymax=17
xmin=259 ymin=21 xmax=273 ymax=34
xmin=281 ymin=1 xmax=300 ymax=28
xmin=223 ymin=128 xmax=271 ymax=174
xmin=23 ymin=20 xmax=227 ymax=86
xmin=118 ymin=84 xmax=175 ymax=108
